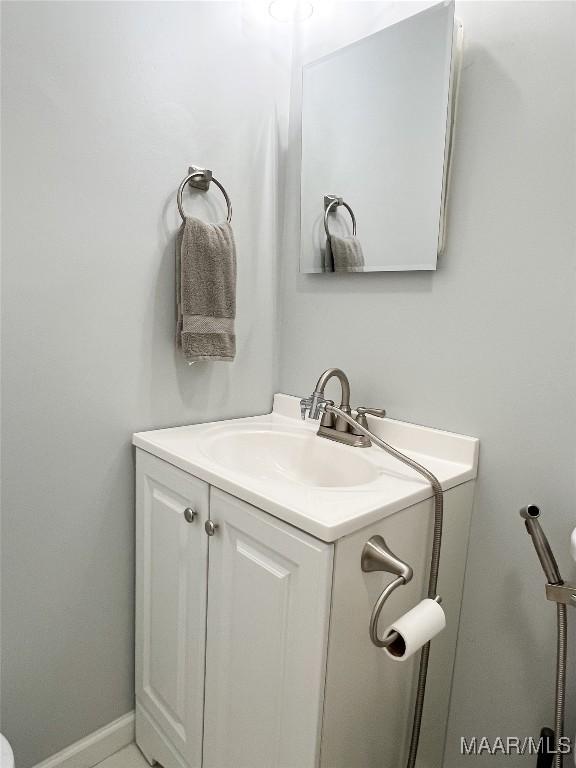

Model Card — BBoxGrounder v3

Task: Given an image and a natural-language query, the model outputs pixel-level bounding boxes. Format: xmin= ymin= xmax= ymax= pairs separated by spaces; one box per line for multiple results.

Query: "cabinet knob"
xmin=183 ymin=507 xmax=196 ymax=523
xmin=205 ymin=520 xmax=219 ymax=536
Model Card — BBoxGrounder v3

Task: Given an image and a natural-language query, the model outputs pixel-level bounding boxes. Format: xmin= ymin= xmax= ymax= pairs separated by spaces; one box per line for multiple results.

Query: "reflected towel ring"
xmin=324 ymin=197 xmax=357 ymax=237
xmin=177 ymin=170 xmax=232 ymax=223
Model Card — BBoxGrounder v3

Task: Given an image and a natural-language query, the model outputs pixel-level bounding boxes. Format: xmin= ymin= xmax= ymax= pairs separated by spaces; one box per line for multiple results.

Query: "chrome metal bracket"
xmin=361 ymin=536 xmax=414 ymax=648
xmin=187 ymin=166 xmax=213 ymax=191
xmin=546 ymin=582 xmax=576 ymax=607
xmin=324 ymin=194 xmax=343 ymax=210
xmin=361 ymin=535 xmax=413 ymax=581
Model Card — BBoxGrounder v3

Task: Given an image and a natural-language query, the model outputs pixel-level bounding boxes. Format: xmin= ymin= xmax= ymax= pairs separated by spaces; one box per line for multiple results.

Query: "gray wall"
xmin=0 ymin=3 xmax=288 ymax=765
xmin=279 ymin=2 xmax=576 ymax=764
xmin=3 ymin=2 xmax=576 ymax=766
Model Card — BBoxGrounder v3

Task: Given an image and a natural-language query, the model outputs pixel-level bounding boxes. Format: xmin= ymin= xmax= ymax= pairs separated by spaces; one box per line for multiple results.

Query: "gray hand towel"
xmin=325 ymin=234 xmax=365 ymax=272
xmin=176 ymin=216 xmax=237 ymax=362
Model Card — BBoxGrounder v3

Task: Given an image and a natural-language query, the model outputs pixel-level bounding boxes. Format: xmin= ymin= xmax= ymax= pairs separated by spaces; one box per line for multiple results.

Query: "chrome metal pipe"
xmin=519 ymin=505 xmax=567 ymax=768
xmin=520 ymin=505 xmax=563 ymax=585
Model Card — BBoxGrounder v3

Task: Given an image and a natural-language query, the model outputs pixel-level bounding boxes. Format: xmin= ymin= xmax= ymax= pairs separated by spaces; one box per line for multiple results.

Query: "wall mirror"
xmin=300 ymin=1 xmax=460 ymax=273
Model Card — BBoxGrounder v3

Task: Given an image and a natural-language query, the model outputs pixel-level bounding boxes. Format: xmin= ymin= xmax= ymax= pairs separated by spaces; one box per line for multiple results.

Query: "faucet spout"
xmin=312 ymin=368 xmax=352 ymax=432
xmin=302 ymin=367 xmax=386 ymax=448
xmin=313 ymin=367 xmax=351 ymax=410
xmin=301 ymin=367 xmax=374 ymax=446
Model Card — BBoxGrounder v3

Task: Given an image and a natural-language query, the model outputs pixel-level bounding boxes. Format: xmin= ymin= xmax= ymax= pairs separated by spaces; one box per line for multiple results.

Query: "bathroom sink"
xmin=133 ymin=393 xmax=479 ymax=541
xmin=200 ymin=424 xmax=380 ymax=488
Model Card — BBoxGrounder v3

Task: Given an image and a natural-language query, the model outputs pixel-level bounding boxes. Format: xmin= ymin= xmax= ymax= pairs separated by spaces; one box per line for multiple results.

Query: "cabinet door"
xmin=203 ymin=489 xmax=334 ymax=768
xmin=135 ymin=451 xmax=208 ymax=768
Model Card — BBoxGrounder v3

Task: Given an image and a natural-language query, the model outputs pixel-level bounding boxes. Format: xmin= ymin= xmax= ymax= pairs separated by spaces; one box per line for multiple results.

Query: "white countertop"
xmin=133 ymin=394 xmax=479 ymax=542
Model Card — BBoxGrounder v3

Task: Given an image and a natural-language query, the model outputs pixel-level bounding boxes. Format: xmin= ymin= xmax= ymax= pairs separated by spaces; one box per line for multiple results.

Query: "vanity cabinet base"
xmin=136 ymin=451 xmax=333 ymax=768
xmin=135 ymin=449 xmax=474 ymax=768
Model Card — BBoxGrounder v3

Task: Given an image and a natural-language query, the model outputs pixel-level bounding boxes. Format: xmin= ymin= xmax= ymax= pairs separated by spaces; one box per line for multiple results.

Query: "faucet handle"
xmin=356 ymin=407 xmax=386 ymax=429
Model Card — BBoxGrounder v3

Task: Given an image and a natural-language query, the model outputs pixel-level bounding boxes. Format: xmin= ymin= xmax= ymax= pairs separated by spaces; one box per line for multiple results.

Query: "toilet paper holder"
xmin=361 ymin=535 xmax=441 ymax=648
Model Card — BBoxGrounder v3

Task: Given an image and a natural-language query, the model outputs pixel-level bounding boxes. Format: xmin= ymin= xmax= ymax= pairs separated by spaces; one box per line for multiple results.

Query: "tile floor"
xmin=95 ymin=745 xmax=150 ymax=768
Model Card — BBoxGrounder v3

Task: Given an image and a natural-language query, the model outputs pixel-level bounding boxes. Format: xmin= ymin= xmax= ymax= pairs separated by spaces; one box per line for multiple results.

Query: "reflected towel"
xmin=176 ymin=217 xmax=237 ymax=362
xmin=326 ymin=234 xmax=365 ymax=272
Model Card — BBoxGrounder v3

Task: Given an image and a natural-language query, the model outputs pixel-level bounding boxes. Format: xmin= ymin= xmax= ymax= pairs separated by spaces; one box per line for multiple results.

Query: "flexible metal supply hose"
xmin=520 ymin=505 xmax=567 ymax=768
xmin=554 ymin=604 xmax=567 ymax=768
xmin=324 ymin=405 xmax=444 ymax=768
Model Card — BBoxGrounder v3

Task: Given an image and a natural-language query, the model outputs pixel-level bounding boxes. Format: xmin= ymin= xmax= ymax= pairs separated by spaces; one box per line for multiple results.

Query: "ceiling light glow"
xmin=268 ymin=0 xmax=314 ymax=22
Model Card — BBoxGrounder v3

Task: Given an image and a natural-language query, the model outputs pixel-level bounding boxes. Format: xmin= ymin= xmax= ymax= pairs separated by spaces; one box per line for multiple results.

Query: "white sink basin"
xmin=133 ymin=394 xmax=479 ymax=541
xmin=200 ymin=424 xmax=380 ymax=488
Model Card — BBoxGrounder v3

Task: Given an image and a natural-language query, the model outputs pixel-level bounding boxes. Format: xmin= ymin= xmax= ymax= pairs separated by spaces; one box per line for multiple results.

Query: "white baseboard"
xmin=32 ymin=712 xmax=135 ymax=768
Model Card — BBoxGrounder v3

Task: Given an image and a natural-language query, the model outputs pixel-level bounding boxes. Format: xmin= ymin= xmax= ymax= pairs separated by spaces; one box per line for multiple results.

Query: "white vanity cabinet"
xmin=133 ymin=394 xmax=479 ymax=768
xmin=135 ymin=450 xmax=333 ymax=768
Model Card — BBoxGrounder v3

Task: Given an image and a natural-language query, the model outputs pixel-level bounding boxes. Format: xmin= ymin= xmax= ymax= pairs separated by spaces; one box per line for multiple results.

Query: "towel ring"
xmin=324 ymin=197 xmax=356 ymax=237
xmin=177 ymin=170 xmax=232 ymax=223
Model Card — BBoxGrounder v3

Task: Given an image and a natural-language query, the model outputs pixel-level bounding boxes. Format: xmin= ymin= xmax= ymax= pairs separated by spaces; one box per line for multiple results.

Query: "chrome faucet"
xmin=300 ymin=368 xmax=386 ymax=448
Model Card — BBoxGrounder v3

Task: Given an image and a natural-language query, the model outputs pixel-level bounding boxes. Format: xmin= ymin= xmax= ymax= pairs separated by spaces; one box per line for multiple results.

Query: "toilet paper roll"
xmin=383 ymin=598 xmax=446 ymax=662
